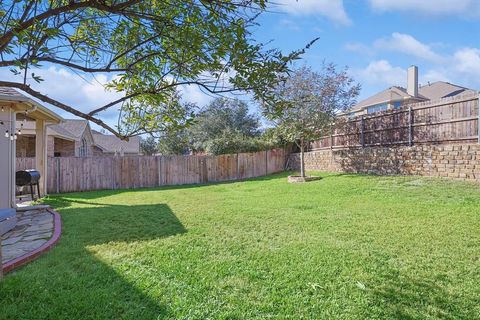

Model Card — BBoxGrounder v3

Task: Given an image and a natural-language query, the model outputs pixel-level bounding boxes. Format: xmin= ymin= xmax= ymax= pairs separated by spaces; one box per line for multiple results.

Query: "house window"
xmin=367 ymin=103 xmax=388 ymax=114
xmin=393 ymin=101 xmax=402 ymax=109
xmin=79 ymin=138 xmax=88 ymax=157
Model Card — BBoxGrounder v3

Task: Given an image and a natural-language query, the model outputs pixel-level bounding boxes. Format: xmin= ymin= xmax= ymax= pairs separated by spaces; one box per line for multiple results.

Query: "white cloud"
xmin=421 ymin=69 xmax=451 ymax=85
xmin=0 ymin=66 xmax=123 ymax=121
xmin=374 ymin=33 xmax=444 ymax=62
xmin=453 ymin=48 xmax=480 ymax=75
xmin=354 ymin=60 xmax=407 ymax=86
xmin=179 ymin=84 xmax=214 ymax=107
xmin=344 ymin=42 xmax=374 ymax=55
xmin=369 ymin=0 xmax=480 ymax=17
xmin=352 ymin=48 xmax=480 ymax=98
xmin=274 ymin=0 xmax=351 ymax=25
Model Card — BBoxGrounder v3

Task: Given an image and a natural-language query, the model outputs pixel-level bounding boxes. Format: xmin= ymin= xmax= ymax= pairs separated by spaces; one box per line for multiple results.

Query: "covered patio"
xmin=0 ymin=87 xmax=63 ymax=277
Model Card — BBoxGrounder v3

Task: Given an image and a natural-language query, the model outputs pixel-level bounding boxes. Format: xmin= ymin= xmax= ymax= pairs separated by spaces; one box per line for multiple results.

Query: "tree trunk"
xmin=300 ymin=138 xmax=306 ymax=178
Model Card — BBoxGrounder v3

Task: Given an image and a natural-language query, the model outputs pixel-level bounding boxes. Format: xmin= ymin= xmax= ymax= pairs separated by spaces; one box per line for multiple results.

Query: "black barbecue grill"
xmin=16 ymin=169 xmax=41 ymax=200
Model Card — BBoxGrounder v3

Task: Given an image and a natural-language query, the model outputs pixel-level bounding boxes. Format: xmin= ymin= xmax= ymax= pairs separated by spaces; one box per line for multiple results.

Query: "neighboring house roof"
xmin=418 ymin=81 xmax=476 ymax=100
xmin=47 ymin=124 xmax=77 ymax=141
xmin=92 ymin=132 xmax=140 ymax=154
xmin=47 ymin=118 xmax=139 ymax=154
xmin=49 ymin=119 xmax=88 ymax=140
xmin=351 ymin=86 xmax=427 ymax=112
xmin=350 ymin=81 xmax=477 ymax=113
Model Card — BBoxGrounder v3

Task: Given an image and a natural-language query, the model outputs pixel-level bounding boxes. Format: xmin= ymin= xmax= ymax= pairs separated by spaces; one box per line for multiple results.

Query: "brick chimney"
xmin=407 ymin=66 xmax=418 ymax=97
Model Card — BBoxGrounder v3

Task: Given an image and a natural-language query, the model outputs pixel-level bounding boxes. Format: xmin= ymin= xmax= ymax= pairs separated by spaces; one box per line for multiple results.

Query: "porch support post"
xmin=35 ymin=119 xmax=47 ymax=196
xmin=0 ymin=106 xmax=15 ymax=208
xmin=0 ymin=105 xmax=15 ymax=280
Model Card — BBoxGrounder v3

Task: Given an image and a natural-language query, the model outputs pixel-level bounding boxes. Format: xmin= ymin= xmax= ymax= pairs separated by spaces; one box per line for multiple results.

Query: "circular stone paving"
xmin=1 ymin=209 xmax=54 ymax=264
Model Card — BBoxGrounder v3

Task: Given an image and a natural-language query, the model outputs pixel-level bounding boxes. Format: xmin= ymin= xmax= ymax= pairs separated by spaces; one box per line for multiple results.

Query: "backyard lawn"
xmin=1 ymin=172 xmax=479 ymax=319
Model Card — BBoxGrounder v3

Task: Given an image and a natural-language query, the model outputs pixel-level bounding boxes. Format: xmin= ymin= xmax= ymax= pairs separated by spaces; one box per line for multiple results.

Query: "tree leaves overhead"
xmin=0 ymin=0 xmax=309 ymax=138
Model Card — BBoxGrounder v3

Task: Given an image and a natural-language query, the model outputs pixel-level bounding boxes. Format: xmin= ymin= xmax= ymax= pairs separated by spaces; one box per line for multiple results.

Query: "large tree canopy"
xmin=189 ymin=97 xmax=260 ymax=150
xmin=157 ymin=97 xmax=271 ymax=155
xmin=0 ymin=0 xmax=313 ymax=138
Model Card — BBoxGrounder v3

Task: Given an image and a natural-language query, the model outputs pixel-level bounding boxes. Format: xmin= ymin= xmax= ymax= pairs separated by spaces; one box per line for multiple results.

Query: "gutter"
xmin=0 ymin=96 xmax=63 ymax=123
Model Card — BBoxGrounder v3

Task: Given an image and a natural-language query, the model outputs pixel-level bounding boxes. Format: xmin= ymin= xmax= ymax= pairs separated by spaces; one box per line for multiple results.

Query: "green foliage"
xmin=259 ymin=126 xmax=290 ymax=149
xmin=158 ymin=98 xmax=271 ymax=155
xmin=189 ymin=98 xmax=261 ymax=152
xmin=266 ymin=64 xmax=360 ymax=145
xmin=156 ymin=129 xmax=191 ymax=155
xmin=0 ymin=1 xmax=312 ymax=137
xmin=204 ymin=129 xmax=266 ymax=155
xmin=140 ymin=136 xmax=158 ymax=156
xmin=119 ymin=92 xmax=196 ymax=137
xmin=1 ymin=173 xmax=479 ymax=319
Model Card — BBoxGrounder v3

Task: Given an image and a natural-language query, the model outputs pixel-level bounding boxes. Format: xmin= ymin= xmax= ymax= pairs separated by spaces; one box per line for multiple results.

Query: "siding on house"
xmin=17 ymin=118 xmax=141 ymax=158
xmin=73 ymin=124 xmax=96 ymax=157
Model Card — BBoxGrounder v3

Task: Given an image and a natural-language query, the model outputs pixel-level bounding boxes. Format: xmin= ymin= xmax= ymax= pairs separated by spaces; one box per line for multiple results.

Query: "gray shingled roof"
xmin=351 ymin=86 xmax=427 ymax=111
xmin=47 ymin=124 xmax=76 ymax=140
xmin=351 ymin=81 xmax=476 ymax=112
xmin=418 ymin=81 xmax=476 ymax=100
xmin=92 ymin=132 xmax=140 ymax=154
xmin=49 ymin=119 xmax=88 ymax=139
xmin=0 ymin=87 xmax=25 ymax=99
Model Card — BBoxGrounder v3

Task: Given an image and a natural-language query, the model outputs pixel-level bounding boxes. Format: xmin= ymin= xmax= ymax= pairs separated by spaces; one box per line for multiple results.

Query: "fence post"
xmin=55 ymin=157 xmax=60 ymax=194
xmin=111 ymin=157 xmax=116 ymax=190
xmin=265 ymin=150 xmax=268 ymax=176
xmin=360 ymin=116 xmax=365 ymax=147
xmin=478 ymin=97 xmax=480 ymax=144
xmin=408 ymin=106 xmax=413 ymax=146
xmin=157 ymin=156 xmax=161 ymax=187
xmin=236 ymin=153 xmax=240 ymax=180
xmin=330 ymin=124 xmax=334 ymax=149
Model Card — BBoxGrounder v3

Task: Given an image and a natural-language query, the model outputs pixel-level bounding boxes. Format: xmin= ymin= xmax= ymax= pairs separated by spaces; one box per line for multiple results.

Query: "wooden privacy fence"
xmin=16 ymin=149 xmax=286 ymax=194
xmin=16 ymin=157 xmax=36 ymax=171
xmin=311 ymin=94 xmax=480 ymax=150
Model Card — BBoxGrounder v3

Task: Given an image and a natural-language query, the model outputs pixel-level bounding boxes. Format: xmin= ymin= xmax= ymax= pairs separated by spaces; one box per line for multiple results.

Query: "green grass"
xmin=1 ymin=172 xmax=479 ymax=319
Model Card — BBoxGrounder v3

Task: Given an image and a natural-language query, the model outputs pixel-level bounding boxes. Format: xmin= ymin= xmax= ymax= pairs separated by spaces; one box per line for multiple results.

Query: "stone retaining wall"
xmin=288 ymin=144 xmax=480 ymax=180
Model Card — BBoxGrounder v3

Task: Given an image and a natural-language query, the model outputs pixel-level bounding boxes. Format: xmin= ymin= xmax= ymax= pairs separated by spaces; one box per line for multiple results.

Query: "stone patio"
xmin=1 ymin=208 xmax=54 ymax=264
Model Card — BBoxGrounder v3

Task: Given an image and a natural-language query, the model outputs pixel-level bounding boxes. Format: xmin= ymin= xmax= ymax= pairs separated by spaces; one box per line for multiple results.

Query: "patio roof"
xmin=0 ymin=87 xmax=63 ymax=123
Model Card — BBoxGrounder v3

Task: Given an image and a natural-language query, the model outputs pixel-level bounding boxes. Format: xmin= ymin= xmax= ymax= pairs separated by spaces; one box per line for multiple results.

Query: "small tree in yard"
xmin=266 ymin=64 xmax=360 ymax=178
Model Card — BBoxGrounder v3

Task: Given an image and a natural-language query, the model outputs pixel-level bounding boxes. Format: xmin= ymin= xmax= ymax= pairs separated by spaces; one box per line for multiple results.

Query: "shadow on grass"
xmin=0 ymin=202 xmax=186 ymax=319
xmin=367 ymin=268 xmax=479 ymax=319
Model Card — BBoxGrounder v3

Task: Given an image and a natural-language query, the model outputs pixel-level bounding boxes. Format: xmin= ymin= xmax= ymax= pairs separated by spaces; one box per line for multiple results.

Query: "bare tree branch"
xmin=0 ymin=80 xmax=125 ymax=139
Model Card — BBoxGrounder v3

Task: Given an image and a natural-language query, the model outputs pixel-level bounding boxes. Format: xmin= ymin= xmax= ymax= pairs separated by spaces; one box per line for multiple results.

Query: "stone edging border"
xmin=2 ymin=208 xmax=62 ymax=274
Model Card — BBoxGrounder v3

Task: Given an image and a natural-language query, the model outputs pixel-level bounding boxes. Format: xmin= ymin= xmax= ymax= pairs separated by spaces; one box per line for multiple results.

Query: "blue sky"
xmin=3 ymin=0 xmax=480 ymax=130
xmin=258 ymin=0 xmax=480 ymax=101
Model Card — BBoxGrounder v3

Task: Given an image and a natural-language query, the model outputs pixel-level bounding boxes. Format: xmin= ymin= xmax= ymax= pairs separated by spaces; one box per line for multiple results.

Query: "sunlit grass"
xmin=1 ymin=172 xmax=479 ymax=319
